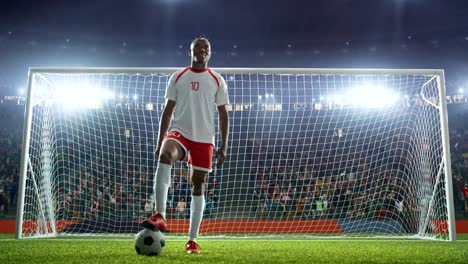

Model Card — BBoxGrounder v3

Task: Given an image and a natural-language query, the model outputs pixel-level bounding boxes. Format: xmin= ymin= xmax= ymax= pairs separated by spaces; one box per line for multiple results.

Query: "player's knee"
xmin=159 ymin=151 xmax=177 ymax=164
xmin=191 ymin=177 xmax=206 ymax=196
xmin=191 ymin=185 xmax=204 ymax=196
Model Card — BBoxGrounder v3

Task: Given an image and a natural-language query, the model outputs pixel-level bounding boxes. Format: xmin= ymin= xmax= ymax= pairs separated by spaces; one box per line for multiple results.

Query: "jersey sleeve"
xmin=165 ymin=72 xmax=177 ymax=102
xmin=215 ymin=75 xmax=229 ymax=106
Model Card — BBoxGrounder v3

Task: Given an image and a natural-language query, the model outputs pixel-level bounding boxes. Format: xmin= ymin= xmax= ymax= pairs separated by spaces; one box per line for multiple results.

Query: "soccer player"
xmin=142 ymin=37 xmax=229 ymax=254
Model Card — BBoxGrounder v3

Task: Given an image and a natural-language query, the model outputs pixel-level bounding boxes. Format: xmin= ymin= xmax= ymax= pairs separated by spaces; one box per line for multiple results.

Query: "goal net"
xmin=17 ymin=68 xmax=456 ymax=240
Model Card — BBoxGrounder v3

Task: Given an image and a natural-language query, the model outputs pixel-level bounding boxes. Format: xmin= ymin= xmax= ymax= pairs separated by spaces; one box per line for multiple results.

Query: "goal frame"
xmin=16 ymin=67 xmax=456 ymax=241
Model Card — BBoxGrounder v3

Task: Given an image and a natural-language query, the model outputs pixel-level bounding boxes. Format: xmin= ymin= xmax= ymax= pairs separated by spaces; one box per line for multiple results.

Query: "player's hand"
xmin=216 ymin=146 xmax=227 ymax=167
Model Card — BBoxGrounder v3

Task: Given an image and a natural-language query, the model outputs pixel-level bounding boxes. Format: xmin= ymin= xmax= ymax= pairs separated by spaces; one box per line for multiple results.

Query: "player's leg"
xmin=155 ymin=139 xmax=185 ymax=217
xmin=186 ymin=169 xmax=207 ymax=254
xmin=185 ymin=141 xmax=214 ymax=254
xmin=142 ymin=135 xmax=186 ymax=231
xmin=189 ymin=169 xmax=208 ymax=236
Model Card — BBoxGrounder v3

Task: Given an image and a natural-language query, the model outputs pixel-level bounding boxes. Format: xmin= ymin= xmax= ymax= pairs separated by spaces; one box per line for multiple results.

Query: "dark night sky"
xmin=1 ymin=0 xmax=468 ymax=94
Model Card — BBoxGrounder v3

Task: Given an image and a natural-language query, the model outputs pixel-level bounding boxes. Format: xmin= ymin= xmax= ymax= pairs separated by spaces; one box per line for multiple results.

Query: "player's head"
xmin=190 ymin=37 xmax=211 ymax=65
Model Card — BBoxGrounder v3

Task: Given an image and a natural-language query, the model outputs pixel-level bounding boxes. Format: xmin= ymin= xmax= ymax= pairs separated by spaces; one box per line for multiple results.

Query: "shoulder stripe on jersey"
xmin=207 ymin=68 xmax=220 ymax=89
xmin=175 ymin=67 xmax=190 ymax=83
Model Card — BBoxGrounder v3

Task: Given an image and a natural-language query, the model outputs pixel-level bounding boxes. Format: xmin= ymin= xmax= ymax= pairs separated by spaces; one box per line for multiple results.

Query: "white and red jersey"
xmin=165 ymin=67 xmax=229 ymax=145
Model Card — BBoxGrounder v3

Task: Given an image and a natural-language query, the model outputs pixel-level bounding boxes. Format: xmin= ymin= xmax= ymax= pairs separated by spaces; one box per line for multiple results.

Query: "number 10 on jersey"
xmin=191 ymin=81 xmax=200 ymax=91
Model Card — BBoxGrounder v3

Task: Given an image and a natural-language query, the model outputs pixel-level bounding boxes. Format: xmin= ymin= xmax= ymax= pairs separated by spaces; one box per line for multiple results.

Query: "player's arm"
xmin=156 ymin=99 xmax=176 ymax=156
xmin=216 ymin=104 xmax=229 ymax=167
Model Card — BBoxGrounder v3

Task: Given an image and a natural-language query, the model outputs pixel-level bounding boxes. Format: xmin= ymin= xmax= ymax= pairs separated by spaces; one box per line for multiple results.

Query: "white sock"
xmin=189 ymin=195 xmax=205 ymax=241
xmin=154 ymin=162 xmax=172 ymax=218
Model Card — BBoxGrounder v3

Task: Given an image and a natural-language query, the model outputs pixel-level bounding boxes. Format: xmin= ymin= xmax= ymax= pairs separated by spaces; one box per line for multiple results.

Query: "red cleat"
xmin=141 ymin=213 xmax=168 ymax=232
xmin=185 ymin=240 xmax=201 ymax=254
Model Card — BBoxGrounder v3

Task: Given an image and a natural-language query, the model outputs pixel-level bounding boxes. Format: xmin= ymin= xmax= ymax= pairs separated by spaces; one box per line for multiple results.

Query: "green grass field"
xmin=1 ymin=234 xmax=468 ymax=263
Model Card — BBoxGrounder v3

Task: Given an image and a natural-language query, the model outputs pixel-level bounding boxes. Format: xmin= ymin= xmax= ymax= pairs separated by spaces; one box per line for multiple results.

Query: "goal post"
xmin=436 ymin=71 xmax=456 ymax=241
xmin=16 ymin=67 xmax=456 ymax=241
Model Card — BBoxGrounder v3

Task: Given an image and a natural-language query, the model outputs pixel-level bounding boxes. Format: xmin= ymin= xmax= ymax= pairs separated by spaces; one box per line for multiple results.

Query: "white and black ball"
xmin=134 ymin=228 xmax=166 ymax=256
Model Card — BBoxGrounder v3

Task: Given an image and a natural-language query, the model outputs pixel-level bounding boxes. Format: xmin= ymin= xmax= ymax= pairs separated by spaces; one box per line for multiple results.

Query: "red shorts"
xmin=165 ymin=131 xmax=214 ymax=172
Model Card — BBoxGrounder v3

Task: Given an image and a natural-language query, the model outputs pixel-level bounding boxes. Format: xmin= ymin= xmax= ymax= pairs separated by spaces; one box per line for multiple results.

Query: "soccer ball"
xmin=134 ymin=228 xmax=166 ymax=256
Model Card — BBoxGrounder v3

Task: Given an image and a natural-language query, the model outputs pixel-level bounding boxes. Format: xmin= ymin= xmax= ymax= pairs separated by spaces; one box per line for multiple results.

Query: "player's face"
xmin=190 ymin=39 xmax=211 ymax=64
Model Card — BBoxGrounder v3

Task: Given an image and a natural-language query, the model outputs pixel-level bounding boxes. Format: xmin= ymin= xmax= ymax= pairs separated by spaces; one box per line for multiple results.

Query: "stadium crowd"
xmin=449 ymin=109 xmax=468 ymax=215
xmin=0 ymin=105 xmax=21 ymax=217
xmin=0 ymin=99 xmax=467 ymax=224
xmin=0 ymin=104 xmax=221 ymax=220
xmin=248 ymin=106 xmax=468 ymax=222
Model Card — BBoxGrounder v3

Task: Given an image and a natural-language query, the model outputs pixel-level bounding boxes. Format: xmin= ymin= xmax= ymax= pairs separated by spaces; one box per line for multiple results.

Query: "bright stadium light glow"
xmin=54 ymin=81 xmax=112 ymax=110
xmin=346 ymin=83 xmax=400 ymax=108
xmin=458 ymin=88 xmax=464 ymax=94
xmin=332 ymin=94 xmax=344 ymax=105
